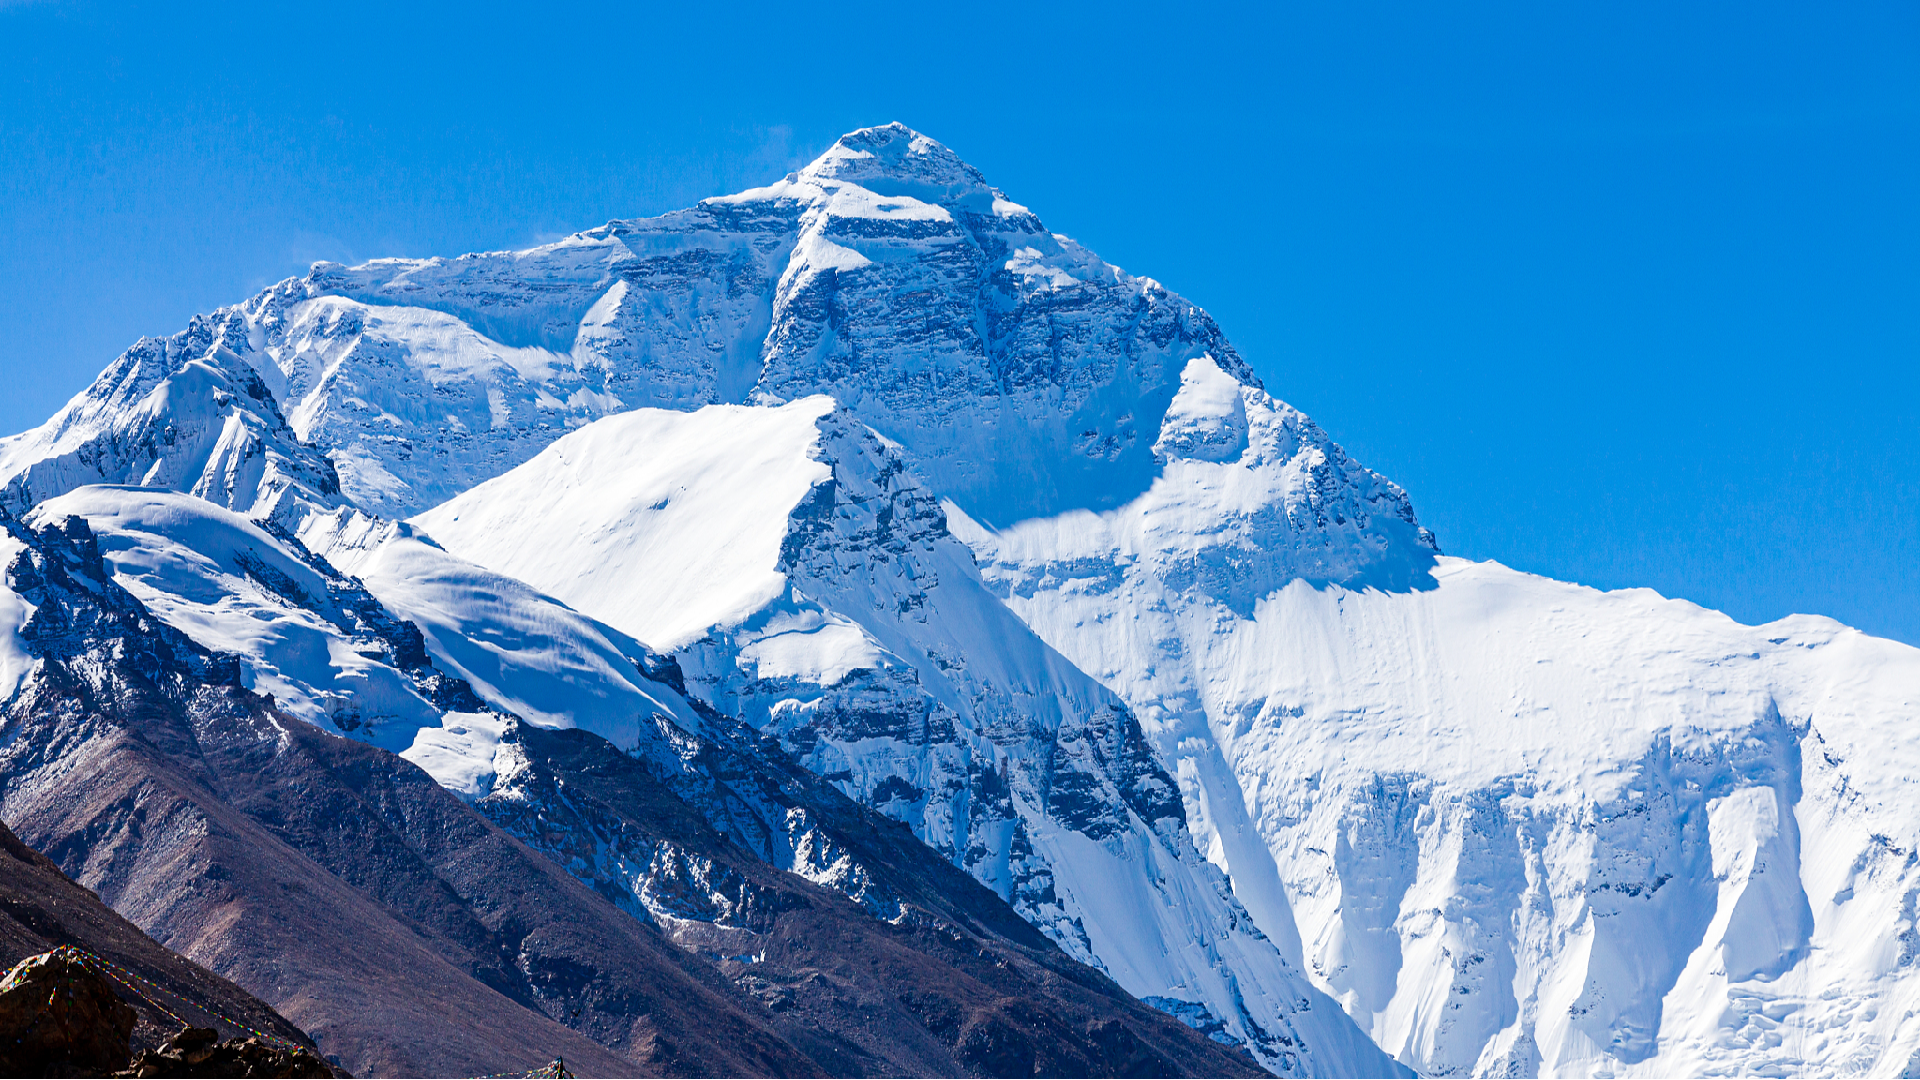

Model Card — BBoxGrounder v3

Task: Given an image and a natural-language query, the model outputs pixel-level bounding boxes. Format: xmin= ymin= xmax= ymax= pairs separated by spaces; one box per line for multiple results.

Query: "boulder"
xmin=0 ymin=945 xmax=137 ymax=1077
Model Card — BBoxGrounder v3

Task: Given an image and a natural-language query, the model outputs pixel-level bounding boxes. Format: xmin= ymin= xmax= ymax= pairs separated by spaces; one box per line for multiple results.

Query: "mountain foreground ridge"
xmin=0 ymin=121 xmax=1916 ymax=1078
xmin=0 ymin=813 xmax=319 ymax=1063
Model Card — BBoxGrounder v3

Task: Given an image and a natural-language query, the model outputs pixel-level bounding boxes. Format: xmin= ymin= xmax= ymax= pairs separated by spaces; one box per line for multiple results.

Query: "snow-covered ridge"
xmin=416 ymin=395 xmax=1402 ymax=1076
xmin=964 ymin=421 xmax=1920 ymax=1076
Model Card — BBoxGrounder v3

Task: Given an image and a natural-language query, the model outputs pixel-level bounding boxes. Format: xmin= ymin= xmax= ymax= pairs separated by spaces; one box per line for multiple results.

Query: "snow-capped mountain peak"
xmin=5 ymin=122 xmax=1915 ymax=1079
xmin=0 ymin=313 xmax=344 ymax=527
xmin=792 ymin=122 xmax=1003 ymax=210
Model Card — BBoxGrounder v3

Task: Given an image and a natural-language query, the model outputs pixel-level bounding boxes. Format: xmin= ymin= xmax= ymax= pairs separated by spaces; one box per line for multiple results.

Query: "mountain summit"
xmin=795 ymin=122 xmax=1002 ymax=205
xmin=0 ymin=124 xmax=1916 ymax=1078
xmin=0 ymin=123 xmax=1430 ymax=552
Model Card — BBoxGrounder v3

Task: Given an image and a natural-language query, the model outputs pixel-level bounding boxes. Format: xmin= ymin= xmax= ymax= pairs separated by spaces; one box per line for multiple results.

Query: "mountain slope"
xmin=414 ymin=395 xmax=1400 ymax=1077
xmin=0 ymin=507 xmax=811 ymax=1077
xmin=959 ymin=373 xmax=1920 ymax=1076
xmin=0 ymin=816 xmax=317 ymax=1059
xmin=480 ymin=720 xmax=1268 ymax=1078
xmin=0 ymin=497 xmax=1274 ymax=1078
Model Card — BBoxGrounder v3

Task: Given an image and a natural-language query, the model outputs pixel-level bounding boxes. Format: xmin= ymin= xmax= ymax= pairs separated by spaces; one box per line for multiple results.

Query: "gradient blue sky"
xmin=3 ymin=1 xmax=1916 ymax=643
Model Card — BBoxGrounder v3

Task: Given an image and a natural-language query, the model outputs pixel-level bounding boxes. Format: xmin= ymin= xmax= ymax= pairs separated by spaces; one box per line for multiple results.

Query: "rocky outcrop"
xmin=117 ymin=1026 xmax=332 ymax=1079
xmin=0 ymin=949 xmax=325 ymax=1079
xmin=0 ymin=946 xmax=137 ymax=1077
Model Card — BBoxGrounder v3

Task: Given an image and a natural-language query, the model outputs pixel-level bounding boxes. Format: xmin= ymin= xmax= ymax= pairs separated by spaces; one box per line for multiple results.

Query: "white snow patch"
xmin=400 ymin=711 xmax=510 ymax=799
xmin=1004 ymin=246 xmax=1080 ymax=290
xmin=0 ymin=532 xmax=39 ymax=702
xmin=358 ymin=306 xmax=571 ymax=386
xmin=704 ymin=177 xmax=809 ymax=207
xmin=821 ymin=184 xmax=951 ymax=223
xmin=737 ymin=606 xmax=885 ymax=686
xmin=578 ymin=278 xmax=628 ymax=333
xmin=791 ymin=231 xmax=873 ymax=274
xmin=1153 ymin=355 xmax=1251 ymax=463
xmin=414 ymin=397 xmax=838 ymax=651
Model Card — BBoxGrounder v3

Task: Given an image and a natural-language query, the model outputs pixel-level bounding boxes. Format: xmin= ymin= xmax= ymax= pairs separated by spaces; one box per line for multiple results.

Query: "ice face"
xmin=968 ymin=490 xmax=1920 ymax=1077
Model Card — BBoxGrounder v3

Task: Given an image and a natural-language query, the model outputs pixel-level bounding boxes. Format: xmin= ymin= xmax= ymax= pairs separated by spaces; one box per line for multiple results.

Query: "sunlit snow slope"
xmin=415 ymin=396 xmax=1401 ymax=1076
xmin=961 ymin=361 xmax=1920 ymax=1078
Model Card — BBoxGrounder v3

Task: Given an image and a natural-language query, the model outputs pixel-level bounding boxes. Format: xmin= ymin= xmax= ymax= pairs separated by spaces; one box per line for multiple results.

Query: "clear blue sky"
xmin=3 ymin=1 xmax=1916 ymax=644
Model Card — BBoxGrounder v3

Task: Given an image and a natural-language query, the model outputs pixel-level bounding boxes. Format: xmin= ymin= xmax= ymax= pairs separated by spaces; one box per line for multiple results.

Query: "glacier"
xmin=0 ymin=119 xmax=1914 ymax=1077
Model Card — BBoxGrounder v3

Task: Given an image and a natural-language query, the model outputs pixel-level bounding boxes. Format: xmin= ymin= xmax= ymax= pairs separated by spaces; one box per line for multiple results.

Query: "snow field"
xmin=965 ymin=364 xmax=1920 ymax=1076
xmin=416 ymin=397 xmax=838 ymax=652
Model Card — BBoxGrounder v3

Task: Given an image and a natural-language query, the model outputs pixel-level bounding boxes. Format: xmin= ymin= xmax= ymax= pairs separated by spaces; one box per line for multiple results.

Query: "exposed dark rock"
xmin=116 ymin=1026 xmax=333 ymax=1079
xmin=0 ymin=946 xmax=136 ymax=1077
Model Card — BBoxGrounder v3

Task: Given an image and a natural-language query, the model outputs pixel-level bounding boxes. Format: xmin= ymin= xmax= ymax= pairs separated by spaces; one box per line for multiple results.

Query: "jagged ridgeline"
xmin=1 ymin=122 xmax=1917 ymax=1079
